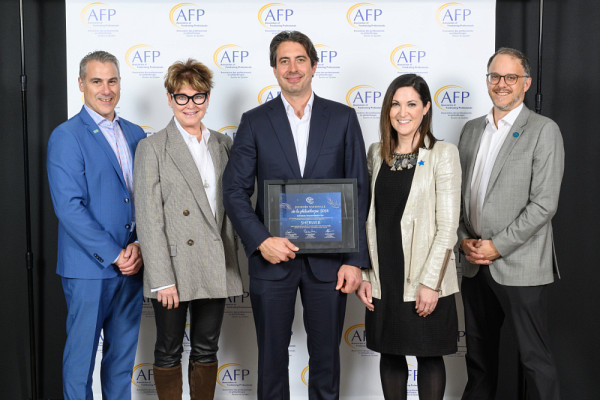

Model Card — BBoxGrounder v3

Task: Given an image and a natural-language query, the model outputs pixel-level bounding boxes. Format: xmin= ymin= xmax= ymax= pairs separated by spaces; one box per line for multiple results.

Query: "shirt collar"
xmin=485 ymin=103 xmax=524 ymax=128
xmin=84 ymin=104 xmax=120 ymax=127
xmin=281 ymin=91 xmax=314 ymax=116
xmin=173 ymin=117 xmax=210 ymax=145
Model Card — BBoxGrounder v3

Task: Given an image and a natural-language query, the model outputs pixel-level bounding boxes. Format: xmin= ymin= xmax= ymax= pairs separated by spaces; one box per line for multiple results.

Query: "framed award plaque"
xmin=264 ymin=179 xmax=359 ymax=254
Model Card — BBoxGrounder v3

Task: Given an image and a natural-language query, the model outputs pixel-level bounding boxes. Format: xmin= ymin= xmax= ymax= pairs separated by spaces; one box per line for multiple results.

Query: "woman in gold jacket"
xmin=356 ymin=74 xmax=461 ymax=400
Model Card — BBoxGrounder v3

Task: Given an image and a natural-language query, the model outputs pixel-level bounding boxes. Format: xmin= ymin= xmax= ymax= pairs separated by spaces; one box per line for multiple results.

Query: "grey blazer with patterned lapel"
xmin=457 ymin=105 xmax=565 ymax=286
xmin=134 ymin=119 xmax=243 ymax=301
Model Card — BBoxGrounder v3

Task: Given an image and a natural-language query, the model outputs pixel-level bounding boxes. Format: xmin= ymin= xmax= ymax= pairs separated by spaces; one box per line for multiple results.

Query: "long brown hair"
xmin=379 ymin=74 xmax=437 ymax=165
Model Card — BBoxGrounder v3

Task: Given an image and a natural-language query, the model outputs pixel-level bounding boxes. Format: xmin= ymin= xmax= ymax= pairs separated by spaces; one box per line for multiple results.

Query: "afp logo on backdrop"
xmin=132 ymin=363 xmax=155 ymax=395
xmin=213 ymin=45 xmax=252 ymax=79
xmin=344 ymin=323 xmax=366 ymax=350
xmin=434 ymin=84 xmax=473 ymax=120
xmin=390 ymin=44 xmax=429 ymax=74
xmin=141 ymin=297 xmax=154 ymax=318
xmin=449 ymin=329 xmax=467 ymax=358
xmin=96 ymin=331 xmax=104 ymax=353
xmin=434 ymin=85 xmax=471 ymax=110
xmin=170 ymin=3 xmax=205 ymax=27
xmin=183 ymin=323 xmax=192 ymax=354
xmin=346 ymin=3 xmax=386 ymax=37
xmin=436 ymin=2 xmax=474 ymax=37
xmin=169 ymin=3 xmax=208 ymax=37
xmin=225 ymin=290 xmax=252 ymax=318
xmin=314 ymin=44 xmax=341 ymax=80
xmin=301 ymin=366 xmax=309 ymax=386
xmin=407 ymin=362 xmax=419 ymax=396
xmin=218 ymin=126 xmax=238 ymax=141
xmin=346 ymin=85 xmax=383 ymax=120
xmin=227 ymin=290 xmax=250 ymax=304
xmin=80 ymin=2 xmax=116 ymax=26
xmin=343 ymin=323 xmax=376 ymax=356
xmin=258 ymin=85 xmax=281 ymax=104
xmin=125 ymin=45 xmax=165 ymax=79
xmin=258 ymin=3 xmax=297 ymax=32
xmin=217 ymin=362 xmax=253 ymax=395
xmin=80 ymin=2 xmax=119 ymax=37
xmin=140 ymin=126 xmax=157 ymax=137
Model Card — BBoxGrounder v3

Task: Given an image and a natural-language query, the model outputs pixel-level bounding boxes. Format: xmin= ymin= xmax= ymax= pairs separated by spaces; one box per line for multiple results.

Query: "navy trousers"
xmin=250 ymin=256 xmax=347 ymax=400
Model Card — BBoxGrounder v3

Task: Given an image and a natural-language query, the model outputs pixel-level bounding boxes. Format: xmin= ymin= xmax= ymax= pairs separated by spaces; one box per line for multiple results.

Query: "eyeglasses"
xmin=170 ymin=92 xmax=208 ymax=106
xmin=486 ymin=73 xmax=529 ymax=85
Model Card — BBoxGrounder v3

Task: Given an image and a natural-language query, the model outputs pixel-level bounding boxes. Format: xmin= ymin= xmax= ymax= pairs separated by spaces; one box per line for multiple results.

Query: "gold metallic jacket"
xmin=362 ymin=139 xmax=461 ymax=301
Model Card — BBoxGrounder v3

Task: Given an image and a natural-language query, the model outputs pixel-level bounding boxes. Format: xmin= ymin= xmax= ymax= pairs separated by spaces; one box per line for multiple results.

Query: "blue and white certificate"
xmin=264 ymin=179 xmax=358 ymax=254
xmin=279 ymin=192 xmax=342 ymax=242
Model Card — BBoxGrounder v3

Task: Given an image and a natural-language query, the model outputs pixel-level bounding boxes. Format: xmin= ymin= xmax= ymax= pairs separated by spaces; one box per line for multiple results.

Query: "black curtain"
xmin=496 ymin=1 xmax=600 ymax=399
xmin=1 ymin=0 xmax=598 ymax=398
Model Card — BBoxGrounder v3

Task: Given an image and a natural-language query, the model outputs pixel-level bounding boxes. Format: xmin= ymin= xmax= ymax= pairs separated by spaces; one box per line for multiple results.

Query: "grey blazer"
xmin=457 ymin=105 xmax=565 ymax=286
xmin=134 ymin=119 xmax=243 ymax=301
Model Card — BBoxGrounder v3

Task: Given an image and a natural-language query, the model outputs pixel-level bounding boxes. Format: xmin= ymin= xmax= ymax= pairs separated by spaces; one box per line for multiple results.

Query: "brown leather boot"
xmin=188 ymin=360 xmax=218 ymax=400
xmin=153 ymin=364 xmax=183 ymax=400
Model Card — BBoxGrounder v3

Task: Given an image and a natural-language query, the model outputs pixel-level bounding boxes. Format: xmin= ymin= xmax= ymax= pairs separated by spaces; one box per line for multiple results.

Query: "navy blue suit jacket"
xmin=47 ymin=106 xmax=146 ymax=279
xmin=223 ymin=95 xmax=370 ymax=282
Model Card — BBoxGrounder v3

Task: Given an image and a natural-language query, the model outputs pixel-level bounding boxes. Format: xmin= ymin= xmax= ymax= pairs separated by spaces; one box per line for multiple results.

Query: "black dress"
xmin=365 ymin=160 xmax=457 ymax=357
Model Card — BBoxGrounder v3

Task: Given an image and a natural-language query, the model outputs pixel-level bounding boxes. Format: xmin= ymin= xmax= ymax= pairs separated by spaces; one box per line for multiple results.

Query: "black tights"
xmin=380 ymin=353 xmax=446 ymax=400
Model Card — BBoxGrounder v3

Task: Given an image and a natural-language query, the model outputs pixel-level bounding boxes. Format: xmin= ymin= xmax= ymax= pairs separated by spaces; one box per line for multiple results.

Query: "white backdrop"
xmin=65 ymin=1 xmax=496 ymax=398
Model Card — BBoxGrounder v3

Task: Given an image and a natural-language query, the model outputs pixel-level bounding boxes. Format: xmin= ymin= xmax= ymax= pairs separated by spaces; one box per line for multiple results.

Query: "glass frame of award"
xmin=263 ymin=178 xmax=359 ymax=254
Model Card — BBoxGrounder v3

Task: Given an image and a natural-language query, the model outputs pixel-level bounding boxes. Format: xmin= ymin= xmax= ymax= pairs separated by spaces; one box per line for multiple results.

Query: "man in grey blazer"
xmin=457 ymin=48 xmax=564 ymax=400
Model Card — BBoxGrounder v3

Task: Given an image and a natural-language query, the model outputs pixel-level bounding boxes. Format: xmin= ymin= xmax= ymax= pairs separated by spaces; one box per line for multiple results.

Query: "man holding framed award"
xmin=223 ymin=30 xmax=369 ymax=400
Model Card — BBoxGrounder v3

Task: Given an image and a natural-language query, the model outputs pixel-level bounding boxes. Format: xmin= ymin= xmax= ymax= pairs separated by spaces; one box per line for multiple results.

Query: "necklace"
xmin=390 ymin=152 xmax=418 ymax=171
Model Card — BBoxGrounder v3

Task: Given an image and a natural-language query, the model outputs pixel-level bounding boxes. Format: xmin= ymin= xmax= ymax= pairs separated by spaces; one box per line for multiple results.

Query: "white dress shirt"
xmin=469 ymin=103 xmax=523 ymax=236
xmin=281 ymin=92 xmax=314 ymax=176
xmin=174 ymin=118 xmax=217 ymax=217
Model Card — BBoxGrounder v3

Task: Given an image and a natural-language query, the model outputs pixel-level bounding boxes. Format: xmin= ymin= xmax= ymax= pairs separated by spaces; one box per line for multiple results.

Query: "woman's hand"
xmin=356 ymin=281 xmax=375 ymax=311
xmin=415 ymin=284 xmax=439 ymax=317
xmin=157 ymin=286 xmax=179 ymax=309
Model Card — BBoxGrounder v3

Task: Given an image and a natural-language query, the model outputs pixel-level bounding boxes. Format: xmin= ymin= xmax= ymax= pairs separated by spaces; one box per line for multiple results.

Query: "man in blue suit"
xmin=47 ymin=51 xmax=145 ymax=399
xmin=223 ymin=31 xmax=370 ymax=399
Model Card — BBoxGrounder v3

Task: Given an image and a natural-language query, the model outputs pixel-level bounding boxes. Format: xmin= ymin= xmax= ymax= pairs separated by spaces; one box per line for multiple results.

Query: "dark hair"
xmin=379 ymin=74 xmax=436 ymax=165
xmin=269 ymin=30 xmax=319 ymax=67
xmin=79 ymin=50 xmax=120 ymax=79
xmin=164 ymin=58 xmax=213 ymax=94
xmin=487 ymin=47 xmax=531 ymax=76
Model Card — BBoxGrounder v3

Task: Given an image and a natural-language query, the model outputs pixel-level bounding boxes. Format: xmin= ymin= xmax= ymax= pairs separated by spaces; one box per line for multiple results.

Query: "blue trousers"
xmin=61 ymin=274 xmax=143 ymax=400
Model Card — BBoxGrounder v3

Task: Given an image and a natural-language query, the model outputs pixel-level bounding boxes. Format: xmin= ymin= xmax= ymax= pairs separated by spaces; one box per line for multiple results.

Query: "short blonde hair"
xmin=164 ymin=59 xmax=213 ymax=93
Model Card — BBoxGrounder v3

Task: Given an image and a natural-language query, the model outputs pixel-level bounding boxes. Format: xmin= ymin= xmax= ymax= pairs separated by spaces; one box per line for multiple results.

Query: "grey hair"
xmin=79 ymin=50 xmax=120 ymax=79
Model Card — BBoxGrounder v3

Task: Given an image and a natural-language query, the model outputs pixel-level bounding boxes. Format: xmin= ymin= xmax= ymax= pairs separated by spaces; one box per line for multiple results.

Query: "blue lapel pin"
xmin=513 ymin=132 xmax=519 ymax=138
xmin=93 ymin=129 xmax=99 ymax=133
xmin=418 ymin=160 xmax=425 ymax=166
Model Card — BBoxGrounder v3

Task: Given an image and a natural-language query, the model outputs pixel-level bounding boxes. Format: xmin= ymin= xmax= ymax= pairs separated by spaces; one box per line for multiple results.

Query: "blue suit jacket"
xmin=47 ymin=106 xmax=146 ymax=279
xmin=223 ymin=95 xmax=370 ymax=282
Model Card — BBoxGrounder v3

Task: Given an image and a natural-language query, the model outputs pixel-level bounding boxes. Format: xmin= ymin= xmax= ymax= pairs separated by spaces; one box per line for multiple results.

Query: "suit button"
xmin=124 ymin=198 xmax=130 ymax=203
xmin=187 ymin=239 xmax=194 ymax=246
xmin=125 ymin=224 xmax=131 ymax=229
xmin=183 ymin=210 xmax=190 ymax=216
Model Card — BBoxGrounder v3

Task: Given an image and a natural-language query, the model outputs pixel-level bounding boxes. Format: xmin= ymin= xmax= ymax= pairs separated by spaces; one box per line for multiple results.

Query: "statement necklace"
xmin=390 ymin=152 xmax=418 ymax=171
